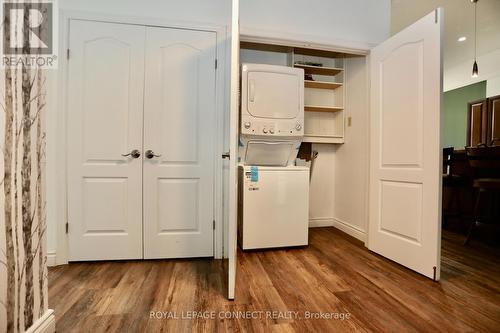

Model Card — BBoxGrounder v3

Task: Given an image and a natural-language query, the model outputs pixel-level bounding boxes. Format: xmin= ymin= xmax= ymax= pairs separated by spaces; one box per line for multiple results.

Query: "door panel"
xmin=380 ymin=42 xmax=423 ymax=167
xmin=67 ymin=20 xmax=145 ymax=260
xmin=143 ymin=27 xmax=217 ymax=259
xmin=467 ymin=100 xmax=488 ymax=147
xmin=488 ymin=95 xmax=500 ymax=146
xmin=158 ymin=43 xmax=200 ymax=163
xmin=369 ymin=9 xmax=442 ymax=280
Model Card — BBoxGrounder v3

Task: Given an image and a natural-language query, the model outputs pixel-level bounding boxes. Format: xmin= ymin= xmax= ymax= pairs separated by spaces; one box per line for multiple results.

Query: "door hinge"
xmin=65 ymin=222 xmax=69 ymax=234
xmin=67 ymin=49 xmax=70 ymax=60
xmin=215 ymin=59 xmax=218 ymax=69
xmin=433 ymin=266 xmax=437 ymax=281
xmin=434 ymin=9 xmax=438 ymax=23
xmin=213 ymin=220 xmax=216 ymax=230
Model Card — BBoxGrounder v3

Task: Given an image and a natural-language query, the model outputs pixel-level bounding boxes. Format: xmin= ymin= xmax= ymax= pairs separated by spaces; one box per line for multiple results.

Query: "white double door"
xmin=67 ymin=20 xmax=217 ymax=261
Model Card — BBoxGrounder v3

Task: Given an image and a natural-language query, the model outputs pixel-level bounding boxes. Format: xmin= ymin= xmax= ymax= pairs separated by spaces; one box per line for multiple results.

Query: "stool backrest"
xmin=443 ymin=147 xmax=454 ymax=176
xmin=465 ymin=146 xmax=500 ymax=179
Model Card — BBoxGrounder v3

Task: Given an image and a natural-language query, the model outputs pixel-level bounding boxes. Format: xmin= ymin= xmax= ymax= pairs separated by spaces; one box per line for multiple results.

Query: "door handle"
xmin=145 ymin=150 xmax=161 ymax=159
xmin=122 ymin=149 xmax=141 ymax=158
xmin=222 ymin=152 xmax=230 ymax=159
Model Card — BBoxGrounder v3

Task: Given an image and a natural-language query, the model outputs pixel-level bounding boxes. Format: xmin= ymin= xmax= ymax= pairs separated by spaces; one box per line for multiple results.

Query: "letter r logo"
xmin=2 ymin=2 xmax=53 ymax=55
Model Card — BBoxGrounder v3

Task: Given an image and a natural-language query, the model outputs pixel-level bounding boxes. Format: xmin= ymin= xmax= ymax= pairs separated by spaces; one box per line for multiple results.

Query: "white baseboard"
xmin=309 ymin=217 xmax=367 ymax=243
xmin=25 ymin=309 xmax=55 ymax=333
xmin=309 ymin=217 xmax=335 ymax=228
xmin=46 ymin=252 xmax=57 ymax=267
xmin=332 ymin=218 xmax=367 ymax=243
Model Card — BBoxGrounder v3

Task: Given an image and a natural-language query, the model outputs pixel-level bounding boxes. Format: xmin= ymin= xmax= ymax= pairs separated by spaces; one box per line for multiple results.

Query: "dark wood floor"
xmin=49 ymin=228 xmax=500 ymax=332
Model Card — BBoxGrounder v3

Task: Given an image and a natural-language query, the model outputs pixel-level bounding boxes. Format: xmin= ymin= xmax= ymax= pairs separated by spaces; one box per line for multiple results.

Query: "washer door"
xmin=244 ymin=140 xmax=295 ymax=166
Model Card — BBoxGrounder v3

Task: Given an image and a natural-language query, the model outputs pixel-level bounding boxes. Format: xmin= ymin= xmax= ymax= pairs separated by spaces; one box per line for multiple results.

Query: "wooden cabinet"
xmin=467 ymin=95 xmax=500 ymax=147
xmin=467 ymin=99 xmax=488 ymax=147
xmin=487 ymin=95 xmax=500 ymax=146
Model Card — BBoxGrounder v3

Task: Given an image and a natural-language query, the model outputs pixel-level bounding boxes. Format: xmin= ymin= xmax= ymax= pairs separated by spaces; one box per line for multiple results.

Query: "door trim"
xmin=50 ymin=10 xmax=228 ymax=264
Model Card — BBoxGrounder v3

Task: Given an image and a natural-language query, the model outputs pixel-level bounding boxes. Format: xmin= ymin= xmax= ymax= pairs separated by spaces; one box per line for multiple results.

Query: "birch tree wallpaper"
xmin=1 ymin=2 xmax=49 ymax=332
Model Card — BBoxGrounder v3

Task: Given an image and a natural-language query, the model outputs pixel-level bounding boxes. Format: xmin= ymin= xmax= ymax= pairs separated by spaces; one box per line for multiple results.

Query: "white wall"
xmin=444 ymin=48 xmax=500 ymax=92
xmin=240 ymin=0 xmax=391 ymax=48
xmin=46 ymin=0 xmax=232 ymax=264
xmin=59 ymin=0 xmax=231 ymax=25
xmin=308 ymin=145 xmax=336 ymax=226
xmin=487 ymin=75 xmax=500 ymax=97
xmin=332 ymin=57 xmax=369 ymax=240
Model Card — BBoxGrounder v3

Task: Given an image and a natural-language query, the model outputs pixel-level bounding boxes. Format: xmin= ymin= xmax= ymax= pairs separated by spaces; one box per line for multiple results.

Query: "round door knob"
xmin=145 ymin=150 xmax=161 ymax=159
xmin=295 ymin=124 xmax=302 ymax=131
xmin=244 ymin=122 xmax=251 ymax=129
xmin=122 ymin=149 xmax=141 ymax=159
xmin=269 ymin=128 xmax=275 ymax=134
xmin=262 ymin=128 xmax=268 ymax=134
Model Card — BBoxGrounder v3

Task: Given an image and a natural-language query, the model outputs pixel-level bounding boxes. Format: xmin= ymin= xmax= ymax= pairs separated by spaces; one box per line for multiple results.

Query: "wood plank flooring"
xmin=49 ymin=228 xmax=500 ymax=332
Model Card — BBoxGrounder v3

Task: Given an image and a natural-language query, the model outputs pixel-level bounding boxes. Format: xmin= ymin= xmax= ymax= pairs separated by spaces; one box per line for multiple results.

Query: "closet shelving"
xmin=304 ymin=80 xmax=342 ymax=90
xmin=240 ymin=38 xmax=358 ymax=144
xmin=304 ymin=105 xmax=343 ymax=112
xmin=295 ymin=49 xmax=345 ymax=143
xmin=294 ymin=63 xmax=343 ymax=76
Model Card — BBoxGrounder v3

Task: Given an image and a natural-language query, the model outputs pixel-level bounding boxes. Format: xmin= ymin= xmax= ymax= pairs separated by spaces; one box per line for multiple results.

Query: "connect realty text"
xmin=150 ymin=310 xmax=351 ymax=320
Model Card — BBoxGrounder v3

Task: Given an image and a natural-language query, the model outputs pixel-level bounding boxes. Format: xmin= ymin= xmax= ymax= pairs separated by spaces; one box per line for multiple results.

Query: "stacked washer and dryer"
xmin=237 ymin=63 xmax=309 ymax=250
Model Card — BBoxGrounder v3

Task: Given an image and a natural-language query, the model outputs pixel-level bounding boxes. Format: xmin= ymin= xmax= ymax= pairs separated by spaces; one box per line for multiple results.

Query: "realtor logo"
xmin=1 ymin=1 xmax=57 ymax=68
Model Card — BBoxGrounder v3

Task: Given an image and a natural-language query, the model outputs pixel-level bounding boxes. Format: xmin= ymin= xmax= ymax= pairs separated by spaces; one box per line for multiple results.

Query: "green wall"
xmin=443 ymin=81 xmax=486 ymax=149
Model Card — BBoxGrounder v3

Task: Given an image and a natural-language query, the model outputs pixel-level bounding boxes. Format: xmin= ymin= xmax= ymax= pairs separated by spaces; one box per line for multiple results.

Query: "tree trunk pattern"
xmin=21 ymin=4 xmax=34 ymax=327
xmin=36 ymin=1 xmax=47 ymax=316
xmin=3 ymin=9 xmax=16 ymax=331
xmin=1 ymin=1 xmax=48 ymax=331
xmin=36 ymin=71 xmax=45 ymax=316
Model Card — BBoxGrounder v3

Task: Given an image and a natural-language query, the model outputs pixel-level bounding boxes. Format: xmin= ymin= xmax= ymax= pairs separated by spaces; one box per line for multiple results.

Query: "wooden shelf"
xmin=305 ymin=105 xmax=343 ymax=112
xmin=303 ymin=136 xmax=344 ymax=144
xmin=294 ymin=64 xmax=343 ymax=76
xmin=304 ymin=80 xmax=342 ymax=90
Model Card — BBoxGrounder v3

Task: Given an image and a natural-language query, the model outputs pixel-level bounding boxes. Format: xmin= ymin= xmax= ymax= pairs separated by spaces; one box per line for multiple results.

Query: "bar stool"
xmin=464 ymin=146 xmax=500 ymax=245
xmin=442 ymin=147 xmax=465 ymax=228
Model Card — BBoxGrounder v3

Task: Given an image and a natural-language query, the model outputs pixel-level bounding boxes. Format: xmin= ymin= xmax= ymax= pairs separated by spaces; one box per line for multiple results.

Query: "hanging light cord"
xmin=474 ymin=1 xmax=477 ymax=62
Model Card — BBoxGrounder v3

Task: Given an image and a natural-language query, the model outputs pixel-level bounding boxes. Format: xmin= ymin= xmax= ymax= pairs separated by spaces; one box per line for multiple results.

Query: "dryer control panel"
xmin=240 ymin=118 xmax=304 ymax=137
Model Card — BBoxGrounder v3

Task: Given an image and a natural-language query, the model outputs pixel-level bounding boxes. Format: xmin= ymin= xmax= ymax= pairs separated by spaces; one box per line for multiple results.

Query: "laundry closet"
xmin=226 ymin=6 xmax=444 ymax=298
xmin=239 ymin=40 xmax=367 ymax=235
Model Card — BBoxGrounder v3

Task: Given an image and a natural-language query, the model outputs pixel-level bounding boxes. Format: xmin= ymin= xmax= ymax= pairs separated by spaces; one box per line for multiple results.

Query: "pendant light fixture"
xmin=471 ymin=0 xmax=479 ymax=78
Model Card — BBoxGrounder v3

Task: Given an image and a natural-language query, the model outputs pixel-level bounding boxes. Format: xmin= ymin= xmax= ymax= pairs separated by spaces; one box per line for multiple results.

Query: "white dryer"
xmin=239 ymin=63 xmax=304 ymax=166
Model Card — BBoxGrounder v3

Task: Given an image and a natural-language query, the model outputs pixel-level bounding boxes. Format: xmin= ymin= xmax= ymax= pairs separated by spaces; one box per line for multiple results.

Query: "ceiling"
xmin=391 ymin=0 xmax=500 ymax=69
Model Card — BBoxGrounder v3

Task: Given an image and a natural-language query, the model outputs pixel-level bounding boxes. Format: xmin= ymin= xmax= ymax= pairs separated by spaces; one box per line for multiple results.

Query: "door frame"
xmin=49 ymin=10 xmax=229 ymax=264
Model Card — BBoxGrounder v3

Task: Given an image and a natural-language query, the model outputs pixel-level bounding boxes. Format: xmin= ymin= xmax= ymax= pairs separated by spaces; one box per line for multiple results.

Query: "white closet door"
xmin=228 ymin=0 xmax=240 ymax=300
xmin=368 ymin=9 xmax=442 ymax=279
xmin=142 ymin=27 xmax=217 ymax=259
xmin=67 ymin=20 xmax=145 ymax=260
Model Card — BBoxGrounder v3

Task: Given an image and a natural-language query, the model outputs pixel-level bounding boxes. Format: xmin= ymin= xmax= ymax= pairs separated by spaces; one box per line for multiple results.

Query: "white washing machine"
xmin=238 ymin=166 xmax=309 ymax=249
